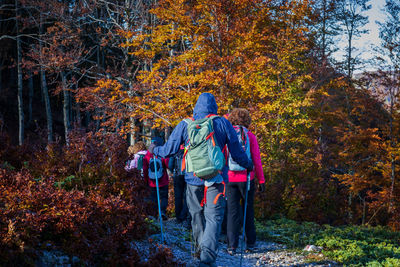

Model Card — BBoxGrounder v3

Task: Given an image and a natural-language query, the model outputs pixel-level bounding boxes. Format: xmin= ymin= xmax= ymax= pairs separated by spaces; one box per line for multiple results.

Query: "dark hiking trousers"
xmin=173 ymin=174 xmax=189 ymax=222
xmin=221 ymin=204 xmax=227 ymax=235
xmin=187 ymin=183 xmax=225 ymax=266
xmin=150 ymin=185 xmax=169 ymax=216
xmin=226 ymin=179 xmax=256 ymax=249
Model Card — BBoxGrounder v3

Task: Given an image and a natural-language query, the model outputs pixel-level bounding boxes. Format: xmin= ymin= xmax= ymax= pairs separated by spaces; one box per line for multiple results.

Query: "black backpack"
xmin=149 ymin=156 xmax=164 ymax=180
xmin=173 ymin=152 xmax=185 ymax=176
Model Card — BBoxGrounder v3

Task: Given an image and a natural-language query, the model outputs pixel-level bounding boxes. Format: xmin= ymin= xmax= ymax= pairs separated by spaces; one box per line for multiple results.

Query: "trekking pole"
xmin=240 ymin=171 xmax=251 ymax=267
xmin=153 ymin=155 xmax=164 ymax=244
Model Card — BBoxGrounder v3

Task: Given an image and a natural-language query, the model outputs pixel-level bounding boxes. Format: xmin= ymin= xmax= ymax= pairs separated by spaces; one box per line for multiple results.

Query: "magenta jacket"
xmin=227 ymin=130 xmax=265 ymax=184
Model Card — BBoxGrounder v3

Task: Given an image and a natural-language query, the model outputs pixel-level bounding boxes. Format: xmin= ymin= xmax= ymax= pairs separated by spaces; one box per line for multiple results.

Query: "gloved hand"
xmin=246 ymin=161 xmax=254 ymax=172
xmin=258 ymin=183 xmax=265 ymax=193
xmin=148 ymin=143 xmax=157 ymax=154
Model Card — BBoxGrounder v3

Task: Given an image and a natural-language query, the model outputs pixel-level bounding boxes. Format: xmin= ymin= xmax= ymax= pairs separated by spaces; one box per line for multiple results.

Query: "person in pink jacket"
xmin=225 ymin=108 xmax=265 ymax=255
xmin=125 ymin=141 xmax=147 ymax=176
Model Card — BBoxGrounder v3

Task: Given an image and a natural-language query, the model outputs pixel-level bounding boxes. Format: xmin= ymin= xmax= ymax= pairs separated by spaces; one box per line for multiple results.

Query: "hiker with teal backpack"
xmin=225 ymin=108 xmax=265 ymax=257
xmin=143 ymin=137 xmax=170 ymax=220
xmin=148 ymin=93 xmax=253 ymax=267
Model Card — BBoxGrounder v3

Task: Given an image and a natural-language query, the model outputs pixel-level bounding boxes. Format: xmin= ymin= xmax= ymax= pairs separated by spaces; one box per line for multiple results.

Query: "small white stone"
xmin=303 ymin=244 xmax=321 ymax=252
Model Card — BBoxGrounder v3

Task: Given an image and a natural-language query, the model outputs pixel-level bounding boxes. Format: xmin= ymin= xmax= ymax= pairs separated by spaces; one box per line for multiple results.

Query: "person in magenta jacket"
xmin=143 ymin=137 xmax=170 ymax=220
xmin=225 ymin=108 xmax=265 ymax=255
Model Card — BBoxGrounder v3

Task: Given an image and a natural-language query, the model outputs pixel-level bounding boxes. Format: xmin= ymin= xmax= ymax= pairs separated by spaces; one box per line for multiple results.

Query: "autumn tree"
xmin=74 ymin=0 xmax=156 ymax=141
xmin=364 ymin=0 xmax=400 ymax=229
xmin=0 ymin=0 xmax=26 ymax=145
xmin=311 ymin=0 xmax=341 ymax=63
xmin=92 ymin=0 xmax=337 ymax=220
xmin=336 ymin=0 xmax=371 ymax=80
xmin=1 ymin=0 xmax=399 ymax=228
xmin=18 ymin=0 xmax=56 ymax=142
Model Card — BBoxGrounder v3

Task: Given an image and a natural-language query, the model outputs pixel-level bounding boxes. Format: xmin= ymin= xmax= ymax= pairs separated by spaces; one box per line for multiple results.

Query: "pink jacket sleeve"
xmin=248 ymin=131 xmax=265 ymax=184
xmin=125 ymin=159 xmax=135 ymax=171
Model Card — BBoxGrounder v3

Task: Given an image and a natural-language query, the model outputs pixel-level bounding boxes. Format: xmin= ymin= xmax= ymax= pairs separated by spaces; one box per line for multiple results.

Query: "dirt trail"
xmin=134 ymin=218 xmax=340 ymax=267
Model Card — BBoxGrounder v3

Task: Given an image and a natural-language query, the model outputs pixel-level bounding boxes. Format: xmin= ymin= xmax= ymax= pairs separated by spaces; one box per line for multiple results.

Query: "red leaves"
xmin=1 ymin=168 xmax=140 ymax=250
xmin=0 ymin=131 xmax=155 ymax=265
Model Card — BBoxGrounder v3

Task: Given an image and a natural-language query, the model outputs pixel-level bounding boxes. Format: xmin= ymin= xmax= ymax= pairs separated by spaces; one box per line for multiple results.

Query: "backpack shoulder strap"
xmin=205 ymin=115 xmax=219 ymax=132
xmin=183 ymin=117 xmax=194 ymax=124
xmin=233 ymin=125 xmax=248 ymax=144
xmin=206 ymin=114 xmax=219 ymax=120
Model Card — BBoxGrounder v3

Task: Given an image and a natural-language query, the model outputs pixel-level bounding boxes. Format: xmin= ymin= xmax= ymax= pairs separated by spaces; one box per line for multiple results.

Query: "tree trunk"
xmin=348 ymin=191 xmax=353 ymax=223
xmin=321 ymin=0 xmax=327 ymax=59
xmin=27 ymin=71 xmax=34 ymax=127
xmin=129 ymin=116 xmax=136 ymax=145
xmin=69 ymin=81 xmax=79 ymax=127
xmin=389 ymin=82 xmax=395 ymax=213
xmin=361 ymin=196 xmax=366 ymax=225
xmin=61 ymin=71 xmax=71 ymax=145
xmin=390 ymin=157 xmax=395 ymax=212
xmin=41 ymin=70 xmax=53 ymax=142
xmin=40 ymin=14 xmax=53 ymax=142
xmin=76 ymin=102 xmax=81 ymax=127
xmin=347 ymin=35 xmax=352 ymax=80
xmin=0 ymin=0 xmax=3 ymax=93
xmin=85 ymin=111 xmax=90 ymax=128
xmin=16 ymin=0 xmax=24 ymax=145
xmin=0 ymin=59 xmax=3 ymax=94
xmin=95 ymin=109 xmax=101 ymax=131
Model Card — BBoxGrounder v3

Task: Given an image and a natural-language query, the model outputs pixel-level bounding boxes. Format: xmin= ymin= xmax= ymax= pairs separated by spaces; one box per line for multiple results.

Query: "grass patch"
xmin=256 ymin=217 xmax=400 ymax=266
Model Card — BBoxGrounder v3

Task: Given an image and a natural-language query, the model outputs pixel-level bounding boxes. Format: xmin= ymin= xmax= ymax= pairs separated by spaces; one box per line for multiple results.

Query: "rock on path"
xmin=134 ymin=218 xmax=341 ymax=267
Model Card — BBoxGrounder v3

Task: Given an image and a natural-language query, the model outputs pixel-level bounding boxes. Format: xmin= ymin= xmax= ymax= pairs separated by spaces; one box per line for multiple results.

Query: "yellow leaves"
xmin=90 ymin=0 xmax=318 ymax=157
xmin=121 ymin=98 xmax=131 ymax=104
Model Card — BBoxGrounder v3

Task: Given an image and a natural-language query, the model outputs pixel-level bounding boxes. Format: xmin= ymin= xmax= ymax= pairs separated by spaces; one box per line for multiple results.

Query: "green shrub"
xmin=257 ymin=218 xmax=400 ymax=266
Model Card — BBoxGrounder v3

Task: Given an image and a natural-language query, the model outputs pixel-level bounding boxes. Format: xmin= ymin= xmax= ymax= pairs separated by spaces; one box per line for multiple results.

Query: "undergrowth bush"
xmin=0 ymin=168 xmax=146 ymax=265
xmin=27 ymin=130 xmax=130 ymax=191
xmin=0 ymin=131 xmax=181 ymax=266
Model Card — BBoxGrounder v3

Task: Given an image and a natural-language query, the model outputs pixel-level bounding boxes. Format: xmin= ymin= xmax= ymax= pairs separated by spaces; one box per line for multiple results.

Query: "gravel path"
xmin=134 ymin=218 xmax=341 ymax=267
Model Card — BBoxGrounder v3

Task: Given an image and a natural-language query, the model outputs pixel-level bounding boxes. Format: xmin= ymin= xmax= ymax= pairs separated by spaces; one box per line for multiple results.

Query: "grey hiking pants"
xmin=186 ymin=183 xmax=226 ymax=266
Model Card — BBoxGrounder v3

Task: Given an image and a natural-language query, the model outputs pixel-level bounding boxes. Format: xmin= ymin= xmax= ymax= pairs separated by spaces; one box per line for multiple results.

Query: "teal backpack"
xmin=137 ymin=154 xmax=145 ymax=171
xmin=183 ymin=115 xmax=225 ymax=180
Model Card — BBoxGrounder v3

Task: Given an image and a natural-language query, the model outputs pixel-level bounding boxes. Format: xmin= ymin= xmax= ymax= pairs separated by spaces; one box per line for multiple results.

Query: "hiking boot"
xmin=245 ymin=244 xmax=257 ymax=253
xmin=192 ymin=250 xmax=201 ymax=259
xmin=227 ymin=247 xmax=236 ymax=256
xmin=191 ymin=243 xmax=201 ymax=259
xmin=219 ymin=233 xmax=227 ymax=243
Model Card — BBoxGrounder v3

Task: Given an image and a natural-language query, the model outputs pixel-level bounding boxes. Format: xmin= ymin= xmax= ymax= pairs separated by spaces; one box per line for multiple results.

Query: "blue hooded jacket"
xmin=153 ymin=93 xmax=252 ymax=185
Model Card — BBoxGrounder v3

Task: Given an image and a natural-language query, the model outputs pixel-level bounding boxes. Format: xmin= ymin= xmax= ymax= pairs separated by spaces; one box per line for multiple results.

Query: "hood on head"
xmin=193 ymin=93 xmax=218 ymax=120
